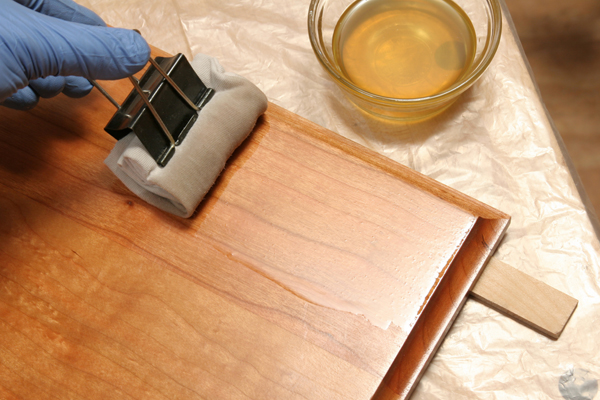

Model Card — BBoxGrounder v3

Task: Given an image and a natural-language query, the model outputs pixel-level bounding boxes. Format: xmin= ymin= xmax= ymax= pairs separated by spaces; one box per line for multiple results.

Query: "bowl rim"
xmin=307 ymin=0 xmax=503 ymax=105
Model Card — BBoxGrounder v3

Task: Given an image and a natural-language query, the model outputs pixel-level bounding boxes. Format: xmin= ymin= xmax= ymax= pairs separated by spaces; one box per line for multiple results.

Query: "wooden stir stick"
xmin=471 ymin=257 xmax=578 ymax=339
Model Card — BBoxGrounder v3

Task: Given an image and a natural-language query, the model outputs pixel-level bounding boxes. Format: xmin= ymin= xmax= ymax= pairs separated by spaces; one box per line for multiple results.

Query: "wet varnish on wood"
xmin=0 ymin=50 xmax=509 ymax=400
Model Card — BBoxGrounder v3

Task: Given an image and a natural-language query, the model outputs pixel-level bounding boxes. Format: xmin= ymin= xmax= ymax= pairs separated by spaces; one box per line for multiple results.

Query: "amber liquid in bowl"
xmin=333 ymin=0 xmax=477 ymax=99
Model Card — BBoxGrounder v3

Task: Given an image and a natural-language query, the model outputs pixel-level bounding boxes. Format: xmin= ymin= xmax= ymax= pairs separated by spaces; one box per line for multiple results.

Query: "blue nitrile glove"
xmin=0 ymin=0 xmax=150 ymax=110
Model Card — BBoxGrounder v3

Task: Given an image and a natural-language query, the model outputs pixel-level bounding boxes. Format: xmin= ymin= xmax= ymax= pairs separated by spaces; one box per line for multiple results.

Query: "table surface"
xmin=5 ymin=0 xmax=600 ymax=398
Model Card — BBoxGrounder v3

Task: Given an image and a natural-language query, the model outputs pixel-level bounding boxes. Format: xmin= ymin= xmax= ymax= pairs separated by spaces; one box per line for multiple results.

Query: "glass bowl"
xmin=308 ymin=0 xmax=502 ymax=121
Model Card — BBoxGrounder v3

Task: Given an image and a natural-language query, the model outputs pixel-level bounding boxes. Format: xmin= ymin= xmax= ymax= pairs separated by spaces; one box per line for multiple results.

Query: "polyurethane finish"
xmin=0 ymin=48 xmax=509 ymax=400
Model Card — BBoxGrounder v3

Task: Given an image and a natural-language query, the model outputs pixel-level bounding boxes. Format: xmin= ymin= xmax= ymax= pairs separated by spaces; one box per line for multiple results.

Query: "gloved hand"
xmin=0 ymin=0 xmax=150 ymax=110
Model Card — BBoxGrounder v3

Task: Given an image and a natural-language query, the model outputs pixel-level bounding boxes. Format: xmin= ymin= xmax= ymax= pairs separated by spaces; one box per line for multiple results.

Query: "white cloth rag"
xmin=105 ymin=53 xmax=268 ymax=218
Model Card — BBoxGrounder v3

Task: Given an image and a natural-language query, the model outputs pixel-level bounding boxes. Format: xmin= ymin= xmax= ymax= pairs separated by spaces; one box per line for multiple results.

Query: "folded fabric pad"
xmin=105 ymin=53 xmax=268 ymax=218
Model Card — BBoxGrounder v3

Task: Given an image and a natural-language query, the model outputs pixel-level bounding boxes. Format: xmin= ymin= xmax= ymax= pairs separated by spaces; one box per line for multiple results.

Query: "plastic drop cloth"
xmin=81 ymin=0 xmax=600 ymax=398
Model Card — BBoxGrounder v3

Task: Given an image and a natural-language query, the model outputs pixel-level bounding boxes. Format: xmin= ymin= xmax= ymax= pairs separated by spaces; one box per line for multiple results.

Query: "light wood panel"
xmin=471 ymin=258 xmax=578 ymax=339
xmin=0 ymin=53 xmax=509 ymax=399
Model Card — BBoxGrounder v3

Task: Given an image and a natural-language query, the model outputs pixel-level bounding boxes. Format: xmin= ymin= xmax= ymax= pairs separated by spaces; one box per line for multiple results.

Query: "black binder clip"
xmin=92 ymin=53 xmax=214 ymax=167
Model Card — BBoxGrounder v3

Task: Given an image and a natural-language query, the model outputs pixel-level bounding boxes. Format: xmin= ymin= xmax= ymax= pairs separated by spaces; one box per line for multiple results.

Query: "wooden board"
xmin=471 ymin=258 xmax=578 ymax=339
xmin=0 ymin=67 xmax=509 ymax=398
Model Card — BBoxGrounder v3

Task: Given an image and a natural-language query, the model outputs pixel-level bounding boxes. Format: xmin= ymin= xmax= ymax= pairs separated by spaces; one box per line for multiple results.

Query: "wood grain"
xmin=0 ymin=52 xmax=509 ymax=399
xmin=471 ymin=258 xmax=578 ymax=339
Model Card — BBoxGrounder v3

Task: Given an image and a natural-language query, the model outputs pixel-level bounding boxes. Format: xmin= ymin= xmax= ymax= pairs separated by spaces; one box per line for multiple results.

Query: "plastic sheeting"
xmin=82 ymin=0 xmax=600 ymax=398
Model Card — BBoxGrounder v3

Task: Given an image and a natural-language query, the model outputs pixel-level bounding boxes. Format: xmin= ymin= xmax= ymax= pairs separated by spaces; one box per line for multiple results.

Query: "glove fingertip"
xmin=109 ymin=28 xmax=151 ymax=75
xmin=63 ymin=76 xmax=93 ymax=98
xmin=29 ymin=76 xmax=66 ymax=98
xmin=0 ymin=88 xmax=40 ymax=111
xmin=35 ymin=23 xmax=151 ymax=82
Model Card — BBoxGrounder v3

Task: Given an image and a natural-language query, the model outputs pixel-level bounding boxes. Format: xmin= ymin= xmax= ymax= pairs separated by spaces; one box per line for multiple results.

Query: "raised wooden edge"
xmin=143 ymin=44 xmax=509 ymax=222
xmin=261 ymin=103 xmax=512 ymax=399
xmin=470 ymin=258 xmax=578 ymax=340
xmin=103 ymin=49 xmax=513 ymax=398
xmin=370 ymin=216 xmax=510 ymax=400
xmin=145 ymin=45 xmax=510 ymax=223
xmin=266 ymin=103 xmax=510 ymax=221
